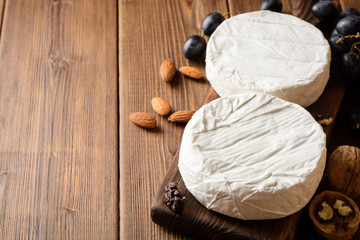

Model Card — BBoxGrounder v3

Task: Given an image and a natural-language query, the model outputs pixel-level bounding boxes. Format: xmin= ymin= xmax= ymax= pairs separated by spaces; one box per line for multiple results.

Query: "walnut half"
xmin=326 ymin=146 xmax=360 ymax=200
xmin=309 ymin=191 xmax=360 ymax=240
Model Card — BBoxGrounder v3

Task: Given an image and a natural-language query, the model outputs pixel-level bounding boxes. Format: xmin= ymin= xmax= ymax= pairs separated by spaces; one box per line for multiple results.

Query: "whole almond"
xmin=160 ymin=60 xmax=176 ymax=82
xmin=179 ymin=66 xmax=202 ymax=79
xmin=130 ymin=112 xmax=157 ymax=128
xmin=151 ymin=97 xmax=171 ymax=116
xmin=168 ymin=110 xmax=195 ymax=123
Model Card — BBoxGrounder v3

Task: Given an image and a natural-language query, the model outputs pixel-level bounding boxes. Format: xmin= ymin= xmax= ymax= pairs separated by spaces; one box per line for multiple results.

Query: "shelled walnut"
xmin=311 ymin=112 xmax=333 ymax=125
xmin=318 ymin=201 xmax=334 ymax=221
xmin=163 ymin=182 xmax=185 ymax=214
xmin=309 ymin=191 xmax=360 ymax=240
xmin=334 ymin=199 xmax=353 ymax=217
xmin=326 ymin=146 xmax=360 ymax=200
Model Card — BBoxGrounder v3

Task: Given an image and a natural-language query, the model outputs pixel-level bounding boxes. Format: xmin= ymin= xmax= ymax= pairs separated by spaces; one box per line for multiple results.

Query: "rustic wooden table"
xmin=0 ymin=0 xmax=359 ymax=239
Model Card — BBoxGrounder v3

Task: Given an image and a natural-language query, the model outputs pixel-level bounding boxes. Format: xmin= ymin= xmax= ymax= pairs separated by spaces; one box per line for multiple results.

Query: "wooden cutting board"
xmin=151 ymin=64 xmax=348 ymax=240
xmin=151 ymin=1 xmax=355 ymax=239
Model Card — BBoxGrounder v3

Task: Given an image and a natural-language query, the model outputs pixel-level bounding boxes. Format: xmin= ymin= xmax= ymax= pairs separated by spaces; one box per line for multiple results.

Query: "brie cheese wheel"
xmin=178 ymin=93 xmax=326 ymax=220
xmin=206 ymin=11 xmax=331 ymax=107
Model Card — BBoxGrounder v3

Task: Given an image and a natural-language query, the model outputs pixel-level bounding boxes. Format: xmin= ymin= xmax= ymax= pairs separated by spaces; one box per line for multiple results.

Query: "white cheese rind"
xmin=206 ymin=11 xmax=331 ymax=107
xmin=178 ymin=93 xmax=326 ymax=220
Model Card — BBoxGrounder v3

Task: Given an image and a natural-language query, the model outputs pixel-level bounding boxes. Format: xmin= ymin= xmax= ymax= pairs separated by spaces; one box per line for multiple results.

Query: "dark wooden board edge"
xmin=151 ymin=151 xmax=302 ymax=240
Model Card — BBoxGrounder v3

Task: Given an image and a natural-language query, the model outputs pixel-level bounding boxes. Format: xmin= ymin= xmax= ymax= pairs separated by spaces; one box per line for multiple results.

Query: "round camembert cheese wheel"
xmin=206 ymin=11 xmax=331 ymax=107
xmin=178 ymin=93 xmax=326 ymax=220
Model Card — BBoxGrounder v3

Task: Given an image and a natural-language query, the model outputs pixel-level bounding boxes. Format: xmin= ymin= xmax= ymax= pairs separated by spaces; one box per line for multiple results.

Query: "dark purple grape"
xmin=312 ymin=1 xmax=339 ymax=21
xmin=341 ymin=52 xmax=360 ymax=77
xmin=202 ymin=12 xmax=225 ymax=36
xmin=341 ymin=8 xmax=360 ymax=17
xmin=336 ymin=15 xmax=360 ymax=35
xmin=350 ymin=108 xmax=360 ymax=133
xmin=260 ymin=0 xmax=282 ymax=13
xmin=182 ymin=35 xmax=206 ymax=61
xmin=332 ymin=27 xmax=360 ymax=51
xmin=331 ymin=28 xmax=341 ymax=38
xmin=329 ymin=34 xmax=351 ymax=56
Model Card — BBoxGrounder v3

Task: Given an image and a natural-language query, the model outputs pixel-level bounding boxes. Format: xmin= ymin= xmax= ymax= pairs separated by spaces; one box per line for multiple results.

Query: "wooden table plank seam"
xmin=0 ymin=0 xmax=5 ymax=39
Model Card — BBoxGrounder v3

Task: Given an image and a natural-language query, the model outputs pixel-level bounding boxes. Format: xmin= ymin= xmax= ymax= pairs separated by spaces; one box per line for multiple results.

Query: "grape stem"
xmin=200 ymin=29 xmax=204 ymax=38
xmin=336 ymin=32 xmax=360 ymax=53
xmin=352 ymin=42 xmax=360 ymax=54
xmin=222 ymin=12 xmax=230 ymax=18
xmin=336 ymin=32 xmax=360 ymax=44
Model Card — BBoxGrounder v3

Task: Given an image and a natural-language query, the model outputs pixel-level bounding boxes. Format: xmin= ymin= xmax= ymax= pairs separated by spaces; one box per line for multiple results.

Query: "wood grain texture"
xmin=339 ymin=0 xmax=360 ymax=9
xmin=0 ymin=0 xmax=118 ymax=239
xmin=291 ymin=0 xmax=318 ymax=23
xmin=119 ymin=0 xmax=228 ymax=239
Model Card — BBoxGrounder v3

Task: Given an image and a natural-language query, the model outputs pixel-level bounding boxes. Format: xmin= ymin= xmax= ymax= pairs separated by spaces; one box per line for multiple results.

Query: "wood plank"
xmin=119 ymin=0 xmax=228 ymax=239
xmin=0 ymin=0 xmax=118 ymax=239
xmin=291 ymin=0 xmax=318 ymax=23
xmin=339 ymin=0 xmax=360 ymax=9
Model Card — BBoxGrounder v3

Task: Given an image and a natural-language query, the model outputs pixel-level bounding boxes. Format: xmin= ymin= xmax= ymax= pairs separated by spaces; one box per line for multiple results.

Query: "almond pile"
xmin=130 ymin=60 xmax=201 ymax=129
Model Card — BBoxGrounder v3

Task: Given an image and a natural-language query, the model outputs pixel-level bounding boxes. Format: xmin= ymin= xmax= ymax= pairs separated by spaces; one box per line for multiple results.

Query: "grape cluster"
xmin=312 ymin=1 xmax=360 ymax=78
xmin=163 ymin=182 xmax=185 ymax=214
